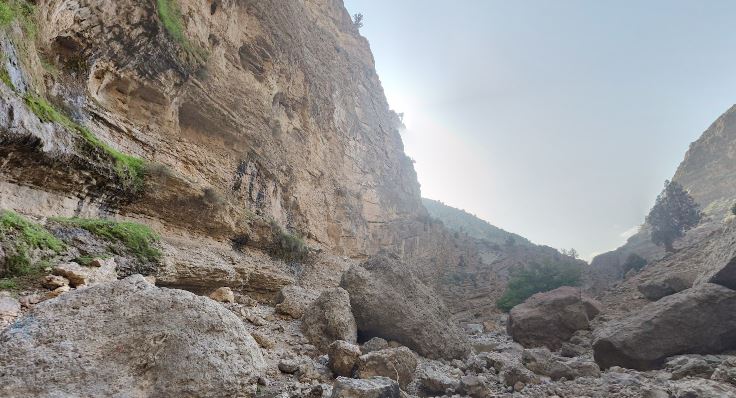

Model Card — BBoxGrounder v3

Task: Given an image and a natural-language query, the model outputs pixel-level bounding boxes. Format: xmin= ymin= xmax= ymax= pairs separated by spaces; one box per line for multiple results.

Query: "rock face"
xmin=340 ymin=254 xmax=470 ymax=360
xmin=301 ymin=287 xmax=357 ymax=351
xmin=0 ymin=276 xmax=265 ymax=397
xmin=355 ymin=347 xmax=418 ymax=389
xmin=507 ymin=286 xmax=601 ymax=350
xmin=593 ymin=283 xmax=736 ymax=370
xmin=589 ymin=105 xmax=736 ymax=294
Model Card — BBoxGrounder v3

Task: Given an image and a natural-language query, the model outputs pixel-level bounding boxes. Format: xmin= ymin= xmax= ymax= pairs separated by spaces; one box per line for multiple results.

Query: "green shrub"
xmin=52 ymin=218 xmax=161 ymax=262
xmin=496 ymin=261 xmax=582 ymax=312
xmin=75 ymin=253 xmax=113 ymax=266
xmin=0 ymin=278 xmax=17 ymax=290
xmin=24 ymin=94 xmax=146 ymax=191
xmin=269 ymin=221 xmax=308 ymax=262
xmin=731 ymin=202 xmax=736 ymax=216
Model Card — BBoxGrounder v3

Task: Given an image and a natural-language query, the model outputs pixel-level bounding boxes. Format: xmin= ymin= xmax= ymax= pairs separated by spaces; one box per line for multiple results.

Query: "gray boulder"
xmin=593 ymin=283 xmax=736 ymax=370
xmin=331 ymin=376 xmax=400 ymax=398
xmin=362 ymin=337 xmax=389 ymax=354
xmin=417 ymin=366 xmax=459 ymax=396
xmin=355 ymin=347 xmax=418 ymax=389
xmin=302 ymin=287 xmax=357 ymax=351
xmin=638 ymin=273 xmax=692 ymax=301
xmin=507 ymin=286 xmax=601 ymax=350
xmin=329 ymin=340 xmax=362 ymax=377
xmin=340 ymin=254 xmax=470 ymax=360
xmin=275 ymin=285 xmax=318 ymax=318
xmin=0 ymin=275 xmax=265 ymax=397
xmin=522 ymin=347 xmax=599 ymax=380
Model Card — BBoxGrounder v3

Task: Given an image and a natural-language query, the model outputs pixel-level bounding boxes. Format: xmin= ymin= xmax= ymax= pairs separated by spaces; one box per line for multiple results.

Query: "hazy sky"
xmin=344 ymin=0 xmax=736 ymax=260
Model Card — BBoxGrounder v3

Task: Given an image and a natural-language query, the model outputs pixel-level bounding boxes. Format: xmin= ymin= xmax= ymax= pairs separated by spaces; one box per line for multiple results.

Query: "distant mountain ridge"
xmin=422 ymin=198 xmax=532 ymax=247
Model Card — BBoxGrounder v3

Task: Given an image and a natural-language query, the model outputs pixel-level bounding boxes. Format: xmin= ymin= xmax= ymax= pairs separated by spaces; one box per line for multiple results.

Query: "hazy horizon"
xmin=344 ymin=0 xmax=736 ymax=260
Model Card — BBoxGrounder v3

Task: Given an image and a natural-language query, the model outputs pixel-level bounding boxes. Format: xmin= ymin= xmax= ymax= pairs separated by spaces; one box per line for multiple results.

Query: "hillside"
xmin=422 ymin=198 xmax=532 ymax=247
xmin=589 ymin=104 xmax=736 ymax=292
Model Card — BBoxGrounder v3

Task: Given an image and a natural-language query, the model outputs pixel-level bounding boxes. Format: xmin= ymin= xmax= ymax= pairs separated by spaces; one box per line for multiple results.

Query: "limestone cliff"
xmin=0 ymin=0 xmax=508 ymax=320
xmin=2 ymin=0 xmax=422 ymax=259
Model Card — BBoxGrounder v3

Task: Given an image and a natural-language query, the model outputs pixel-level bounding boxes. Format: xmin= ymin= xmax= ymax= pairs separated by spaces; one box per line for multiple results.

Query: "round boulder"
xmin=0 ymin=275 xmax=265 ymax=397
xmin=507 ymin=286 xmax=601 ymax=350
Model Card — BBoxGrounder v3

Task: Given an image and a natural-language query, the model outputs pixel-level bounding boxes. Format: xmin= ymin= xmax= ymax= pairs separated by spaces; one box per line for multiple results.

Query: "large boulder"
xmin=0 ymin=275 xmax=265 ymax=397
xmin=695 ymin=225 xmax=736 ymax=289
xmin=329 ymin=340 xmax=362 ymax=377
xmin=638 ymin=273 xmax=692 ymax=301
xmin=275 ymin=285 xmax=318 ymax=318
xmin=340 ymin=254 xmax=470 ymax=360
xmin=301 ymin=287 xmax=357 ymax=350
xmin=355 ymin=347 xmax=418 ymax=389
xmin=593 ymin=283 xmax=736 ymax=370
xmin=507 ymin=286 xmax=601 ymax=350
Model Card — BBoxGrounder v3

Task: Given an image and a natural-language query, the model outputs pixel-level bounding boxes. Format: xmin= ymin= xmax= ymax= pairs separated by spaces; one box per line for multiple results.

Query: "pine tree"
xmin=645 ymin=180 xmax=701 ymax=252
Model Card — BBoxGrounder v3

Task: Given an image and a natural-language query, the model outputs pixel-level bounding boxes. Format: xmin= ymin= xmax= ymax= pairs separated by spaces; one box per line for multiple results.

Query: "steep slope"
xmin=589 ymin=105 xmax=736 ymax=292
xmin=422 ymin=198 xmax=531 ymax=247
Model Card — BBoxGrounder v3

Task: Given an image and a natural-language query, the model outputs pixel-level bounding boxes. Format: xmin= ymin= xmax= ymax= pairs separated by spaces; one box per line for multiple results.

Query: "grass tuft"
xmin=52 ymin=218 xmax=162 ymax=263
xmin=0 ymin=3 xmax=14 ymax=27
xmin=0 ymin=278 xmax=17 ymax=290
xmin=0 ymin=1 xmax=36 ymax=37
xmin=0 ymin=210 xmax=64 ymax=278
xmin=24 ymin=93 xmax=146 ymax=191
xmin=0 ymin=211 xmax=65 ymax=253
xmin=156 ymin=0 xmax=207 ymax=64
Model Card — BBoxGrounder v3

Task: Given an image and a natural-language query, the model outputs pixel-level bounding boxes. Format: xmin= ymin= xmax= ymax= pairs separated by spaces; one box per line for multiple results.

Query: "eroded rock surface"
xmin=340 ymin=254 xmax=470 ymax=360
xmin=0 ymin=276 xmax=265 ymax=397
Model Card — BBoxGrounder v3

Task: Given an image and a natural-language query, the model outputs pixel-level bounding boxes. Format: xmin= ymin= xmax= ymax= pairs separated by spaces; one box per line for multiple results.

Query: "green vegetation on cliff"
xmin=496 ymin=261 xmax=582 ymax=312
xmin=0 ymin=210 xmax=64 ymax=279
xmin=269 ymin=220 xmax=308 ymax=262
xmin=156 ymin=0 xmax=207 ymax=64
xmin=0 ymin=0 xmax=36 ymax=37
xmin=52 ymin=218 xmax=162 ymax=263
xmin=24 ymin=94 xmax=146 ymax=191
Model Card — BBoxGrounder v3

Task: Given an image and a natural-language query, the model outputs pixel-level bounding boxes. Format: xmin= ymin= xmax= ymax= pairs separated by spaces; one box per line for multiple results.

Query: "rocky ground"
xmin=3 ymin=256 xmax=736 ymax=397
